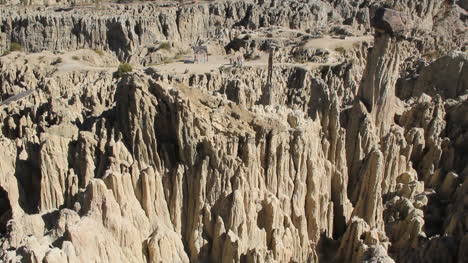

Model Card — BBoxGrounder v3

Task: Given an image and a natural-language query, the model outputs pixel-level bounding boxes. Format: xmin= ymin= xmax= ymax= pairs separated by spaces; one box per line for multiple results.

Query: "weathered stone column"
xmin=359 ymin=7 xmax=412 ymax=137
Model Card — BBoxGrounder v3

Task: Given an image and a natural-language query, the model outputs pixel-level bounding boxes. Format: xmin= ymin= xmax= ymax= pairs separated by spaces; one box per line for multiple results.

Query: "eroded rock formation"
xmin=0 ymin=1 xmax=466 ymax=263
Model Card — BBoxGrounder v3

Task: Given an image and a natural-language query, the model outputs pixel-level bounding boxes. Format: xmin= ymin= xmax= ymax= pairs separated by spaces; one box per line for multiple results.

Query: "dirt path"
xmin=152 ymin=53 xmax=268 ymax=74
xmin=57 ymin=50 xmax=119 ymax=73
xmin=305 ymin=35 xmax=373 ymax=50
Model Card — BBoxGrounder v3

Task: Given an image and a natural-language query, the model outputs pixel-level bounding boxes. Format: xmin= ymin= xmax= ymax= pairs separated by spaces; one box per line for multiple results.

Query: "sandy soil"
xmin=150 ymin=53 xmax=268 ymax=74
xmin=58 ymin=49 xmax=119 ymax=72
xmin=304 ymin=35 xmax=373 ymax=50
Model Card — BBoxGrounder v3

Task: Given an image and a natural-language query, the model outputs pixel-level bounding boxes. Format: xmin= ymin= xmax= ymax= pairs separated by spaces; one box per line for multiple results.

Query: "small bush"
xmin=93 ymin=49 xmax=104 ymax=56
xmin=162 ymin=57 xmax=174 ymax=64
xmin=2 ymin=51 xmax=10 ymax=56
xmin=174 ymin=50 xmax=187 ymax=60
xmin=10 ymin=42 xmax=23 ymax=52
xmin=246 ymin=54 xmax=261 ymax=61
xmin=52 ymin=57 xmax=63 ymax=65
xmin=158 ymin=42 xmax=171 ymax=51
xmin=116 ymin=63 xmax=133 ymax=77
xmin=72 ymin=56 xmax=80 ymax=60
xmin=334 ymin=47 xmax=346 ymax=54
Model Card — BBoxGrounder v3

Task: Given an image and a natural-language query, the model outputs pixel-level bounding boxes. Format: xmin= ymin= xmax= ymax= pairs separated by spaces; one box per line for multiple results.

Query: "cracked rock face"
xmin=0 ymin=1 xmax=467 ymax=263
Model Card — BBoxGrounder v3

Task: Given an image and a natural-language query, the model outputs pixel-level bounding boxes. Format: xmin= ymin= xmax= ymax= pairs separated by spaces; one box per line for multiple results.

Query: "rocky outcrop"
xmin=370 ymin=7 xmax=412 ymax=37
xmin=0 ymin=54 xmax=349 ymax=261
xmin=412 ymin=51 xmax=468 ymax=99
xmin=2 ymin=0 xmax=465 ymax=61
xmin=0 ymin=0 xmax=338 ymax=60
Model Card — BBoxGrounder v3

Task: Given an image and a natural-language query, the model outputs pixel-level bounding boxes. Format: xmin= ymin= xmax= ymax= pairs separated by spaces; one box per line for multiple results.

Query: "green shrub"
xmin=72 ymin=55 xmax=80 ymax=60
xmin=117 ymin=63 xmax=133 ymax=77
xmin=158 ymin=42 xmax=171 ymax=51
xmin=10 ymin=42 xmax=23 ymax=52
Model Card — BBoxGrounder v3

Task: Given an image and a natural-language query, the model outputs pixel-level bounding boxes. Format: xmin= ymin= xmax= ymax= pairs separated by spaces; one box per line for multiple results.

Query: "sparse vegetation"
xmin=423 ymin=50 xmax=443 ymax=61
xmin=162 ymin=57 xmax=174 ymax=64
xmin=93 ymin=49 xmax=104 ymax=56
xmin=9 ymin=42 xmax=23 ymax=52
xmin=52 ymin=57 xmax=63 ymax=65
xmin=174 ymin=49 xmax=188 ymax=60
xmin=2 ymin=51 xmax=10 ymax=56
xmin=116 ymin=63 xmax=133 ymax=77
xmin=334 ymin=47 xmax=346 ymax=54
xmin=72 ymin=56 xmax=80 ymax=60
xmin=158 ymin=42 xmax=171 ymax=51
xmin=246 ymin=54 xmax=261 ymax=61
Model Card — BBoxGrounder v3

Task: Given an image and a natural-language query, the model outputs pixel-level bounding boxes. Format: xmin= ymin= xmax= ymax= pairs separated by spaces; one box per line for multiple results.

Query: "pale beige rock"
xmin=0 ymin=3 xmax=466 ymax=263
